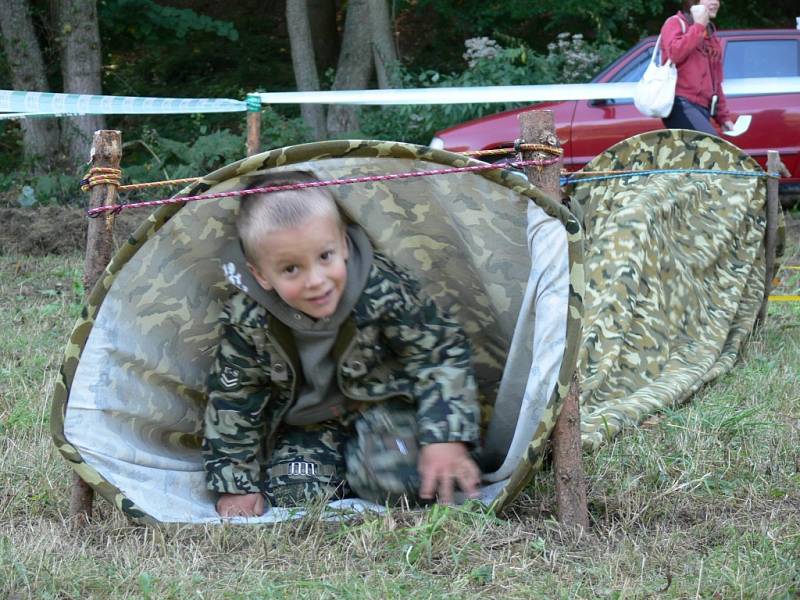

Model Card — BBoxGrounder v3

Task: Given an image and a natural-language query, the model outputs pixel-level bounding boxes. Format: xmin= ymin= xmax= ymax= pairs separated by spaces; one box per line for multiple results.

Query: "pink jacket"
xmin=660 ymin=12 xmax=732 ymax=125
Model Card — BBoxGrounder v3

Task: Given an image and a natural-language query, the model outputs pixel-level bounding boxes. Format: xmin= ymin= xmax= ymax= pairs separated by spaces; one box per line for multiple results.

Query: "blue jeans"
xmin=662 ymin=96 xmax=717 ymax=135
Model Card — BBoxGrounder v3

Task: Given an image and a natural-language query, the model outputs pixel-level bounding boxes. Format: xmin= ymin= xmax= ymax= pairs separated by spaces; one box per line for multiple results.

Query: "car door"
xmin=569 ymin=42 xmax=663 ymax=170
xmin=719 ymin=35 xmax=800 ymax=179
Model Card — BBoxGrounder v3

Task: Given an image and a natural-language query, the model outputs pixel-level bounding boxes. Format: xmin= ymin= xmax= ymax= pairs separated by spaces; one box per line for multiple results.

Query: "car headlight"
xmin=428 ymin=136 xmax=444 ymax=149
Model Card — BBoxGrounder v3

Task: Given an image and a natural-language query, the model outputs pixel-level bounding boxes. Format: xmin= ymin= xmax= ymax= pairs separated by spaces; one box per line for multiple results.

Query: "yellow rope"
xmin=118 ymin=177 xmax=199 ymax=192
xmin=768 ymin=295 xmax=800 ymax=302
xmin=80 ymin=167 xmax=121 ymax=192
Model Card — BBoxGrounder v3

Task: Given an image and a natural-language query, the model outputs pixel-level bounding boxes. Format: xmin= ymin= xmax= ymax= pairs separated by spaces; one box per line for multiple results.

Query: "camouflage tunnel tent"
xmin=51 ymin=130 xmax=777 ymax=525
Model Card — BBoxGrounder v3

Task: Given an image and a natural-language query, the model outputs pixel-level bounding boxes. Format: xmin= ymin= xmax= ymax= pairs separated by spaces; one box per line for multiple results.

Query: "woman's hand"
xmin=216 ymin=492 xmax=265 ymax=517
xmin=690 ymin=4 xmax=710 ymax=26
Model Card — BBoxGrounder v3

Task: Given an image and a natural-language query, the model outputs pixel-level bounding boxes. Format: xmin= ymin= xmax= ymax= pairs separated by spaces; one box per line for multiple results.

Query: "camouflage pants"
xmin=266 ymin=400 xmax=420 ymax=507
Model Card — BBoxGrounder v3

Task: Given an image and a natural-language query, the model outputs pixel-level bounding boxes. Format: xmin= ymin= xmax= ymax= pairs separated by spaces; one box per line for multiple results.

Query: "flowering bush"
xmin=361 ymin=34 xmax=623 ymax=144
xmin=462 ymin=37 xmax=503 ymax=68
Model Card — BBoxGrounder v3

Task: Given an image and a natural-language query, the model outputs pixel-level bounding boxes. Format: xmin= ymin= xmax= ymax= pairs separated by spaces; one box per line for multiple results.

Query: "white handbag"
xmin=634 ymin=19 xmax=686 ymax=118
xmin=633 ymin=34 xmax=678 ymax=118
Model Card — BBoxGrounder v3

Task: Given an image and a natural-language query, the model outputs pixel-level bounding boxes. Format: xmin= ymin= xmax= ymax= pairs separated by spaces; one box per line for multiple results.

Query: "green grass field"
xmin=1 ymin=239 xmax=798 ymax=598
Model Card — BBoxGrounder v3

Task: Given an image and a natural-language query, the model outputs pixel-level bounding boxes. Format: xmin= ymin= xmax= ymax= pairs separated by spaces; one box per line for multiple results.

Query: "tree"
xmin=52 ymin=0 xmax=106 ymax=170
xmin=0 ymin=0 xmax=60 ymax=170
xmin=286 ymin=0 xmax=328 ymax=140
xmin=326 ymin=0 xmax=373 ymax=136
xmin=307 ymin=0 xmax=338 ymax=77
xmin=369 ymin=0 xmax=400 ymax=89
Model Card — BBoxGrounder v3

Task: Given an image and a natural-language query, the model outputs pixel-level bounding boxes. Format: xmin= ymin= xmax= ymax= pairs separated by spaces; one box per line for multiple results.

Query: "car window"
xmin=724 ymin=40 xmax=800 ymax=78
xmin=609 ymin=48 xmax=653 ymax=82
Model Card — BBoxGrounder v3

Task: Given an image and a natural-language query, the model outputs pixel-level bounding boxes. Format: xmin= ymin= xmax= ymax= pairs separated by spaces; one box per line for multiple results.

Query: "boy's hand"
xmin=418 ymin=442 xmax=481 ymax=504
xmin=216 ymin=492 xmax=265 ymax=517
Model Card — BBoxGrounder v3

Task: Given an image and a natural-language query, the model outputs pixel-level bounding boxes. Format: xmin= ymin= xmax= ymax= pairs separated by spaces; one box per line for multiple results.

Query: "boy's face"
xmin=247 ymin=211 xmax=349 ymax=319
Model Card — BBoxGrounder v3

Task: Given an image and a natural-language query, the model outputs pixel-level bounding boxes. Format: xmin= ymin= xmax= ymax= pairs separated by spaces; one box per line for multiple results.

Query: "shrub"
xmin=360 ymin=33 xmax=623 ymax=145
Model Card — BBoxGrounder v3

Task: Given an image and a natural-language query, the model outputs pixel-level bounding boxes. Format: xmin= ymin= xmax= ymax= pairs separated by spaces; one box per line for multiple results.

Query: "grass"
xmin=1 ymin=237 xmax=799 ymax=599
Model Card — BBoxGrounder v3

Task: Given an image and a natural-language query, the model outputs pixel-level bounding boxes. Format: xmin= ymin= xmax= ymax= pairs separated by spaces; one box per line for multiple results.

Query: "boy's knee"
xmin=266 ymin=424 xmax=349 ymax=506
xmin=345 ymin=402 xmax=421 ymax=505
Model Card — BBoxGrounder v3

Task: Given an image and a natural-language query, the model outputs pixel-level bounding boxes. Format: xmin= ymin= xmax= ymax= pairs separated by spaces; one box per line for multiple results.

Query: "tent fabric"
xmin=569 ymin=129 xmax=775 ymax=449
xmin=50 ymin=131 xmax=775 ymax=526
xmin=51 ymin=141 xmax=583 ymax=525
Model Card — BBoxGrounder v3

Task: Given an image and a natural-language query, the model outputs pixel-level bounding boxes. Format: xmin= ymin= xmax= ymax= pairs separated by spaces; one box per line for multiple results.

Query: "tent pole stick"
xmin=69 ymin=129 xmax=122 ymax=526
xmin=519 ymin=110 xmax=589 ymax=531
xmin=246 ymin=93 xmax=262 ymax=157
xmin=758 ymin=150 xmax=781 ymax=324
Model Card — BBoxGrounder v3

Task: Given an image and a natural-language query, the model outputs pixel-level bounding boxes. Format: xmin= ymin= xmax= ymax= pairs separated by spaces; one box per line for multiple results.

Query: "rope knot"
xmin=80 ymin=167 xmax=122 ymax=192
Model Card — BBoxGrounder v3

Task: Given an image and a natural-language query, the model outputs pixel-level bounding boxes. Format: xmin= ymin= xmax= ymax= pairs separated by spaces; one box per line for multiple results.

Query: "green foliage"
xmin=30 ymin=173 xmax=76 ymax=206
xmin=361 ymin=34 xmax=624 ymax=145
xmin=259 ymin=106 xmax=312 ymax=150
xmin=0 ymin=170 xmax=77 ymax=208
xmin=100 ymin=0 xmax=239 ymax=42
xmin=121 ymin=109 xmax=308 ymax=184
xmin=406 ymin=0 xmax=662 ymax=45
xmin=123 ymin=127 xmax=243 ymax=182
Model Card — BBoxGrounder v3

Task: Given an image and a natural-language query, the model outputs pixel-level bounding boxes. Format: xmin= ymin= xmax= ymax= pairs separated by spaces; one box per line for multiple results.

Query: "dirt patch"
xmin=0 ymin=206 xmax=146 ymax=256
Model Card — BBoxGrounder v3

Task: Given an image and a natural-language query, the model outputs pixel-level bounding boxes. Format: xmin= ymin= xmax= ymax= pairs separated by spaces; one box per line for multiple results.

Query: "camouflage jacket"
xmin=203 ymin=253 xmax=480 ymax=494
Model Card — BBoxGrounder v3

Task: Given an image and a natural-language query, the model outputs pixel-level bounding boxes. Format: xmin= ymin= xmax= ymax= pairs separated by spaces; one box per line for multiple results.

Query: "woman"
xmin=660 ymin=0 xmax=735 ymax=134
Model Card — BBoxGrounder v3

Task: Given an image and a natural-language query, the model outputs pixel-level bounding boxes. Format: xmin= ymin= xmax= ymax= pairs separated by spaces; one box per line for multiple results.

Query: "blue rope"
xmin=562 ymin=168 xmax=780 ymax=187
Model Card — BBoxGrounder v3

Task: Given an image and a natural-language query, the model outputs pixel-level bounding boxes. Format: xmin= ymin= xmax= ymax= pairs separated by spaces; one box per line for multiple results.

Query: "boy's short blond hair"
xmin=237 ymin=172 xmax=343 ymax=263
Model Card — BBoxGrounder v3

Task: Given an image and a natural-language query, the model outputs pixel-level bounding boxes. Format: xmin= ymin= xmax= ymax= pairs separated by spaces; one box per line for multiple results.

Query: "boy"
xmin=203 ymin=172 xmax=482 ymax=517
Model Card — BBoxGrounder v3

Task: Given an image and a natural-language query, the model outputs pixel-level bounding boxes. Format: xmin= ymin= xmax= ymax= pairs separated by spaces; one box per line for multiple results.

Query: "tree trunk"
xmin=326 ymin=0 xmax=373 ymax=135
xmin=307 ymin=0 xmax=338 ymax=76
xmin=0 ymin=0 xmax=60 ymax=170
xmin=286 ymin=0 xmax=328 ymax=140
xmin=53 ymin=0 xmax=106 ymax=171
xmin=369 ymin=0 xmax=400 ymax=89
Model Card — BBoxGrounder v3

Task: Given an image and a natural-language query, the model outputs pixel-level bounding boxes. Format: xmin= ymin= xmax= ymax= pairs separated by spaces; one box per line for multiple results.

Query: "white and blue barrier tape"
xmin=0 ymin=90 xmax=246 ymax=120
xmin=254 ymin=77 xmax=800 ymax=105
xmin=2 ymin=77 xmax=798 ymax=119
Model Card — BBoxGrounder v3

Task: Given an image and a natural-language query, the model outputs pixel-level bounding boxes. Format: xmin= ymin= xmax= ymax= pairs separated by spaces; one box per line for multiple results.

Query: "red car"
xmin=432 ymin=29 xmax=800 ymax=199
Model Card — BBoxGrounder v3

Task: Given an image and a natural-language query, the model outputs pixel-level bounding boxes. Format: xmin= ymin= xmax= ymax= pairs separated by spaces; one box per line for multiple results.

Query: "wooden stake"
xmin=246 ymin=93 xmax=262 ymax=157
xmin=519 ymin=109 xmax=589 ymax=531
xmin=69 ymin=129 xmax=122 ymax=526
xmin=757 ymin=151 xmax=781 ymax=324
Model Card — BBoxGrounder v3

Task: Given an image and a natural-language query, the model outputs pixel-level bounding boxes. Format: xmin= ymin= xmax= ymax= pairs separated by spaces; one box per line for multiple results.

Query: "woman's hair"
xmin=682 ymin=0 xmax=700 ymax=9
xmin=236 ymin=171 xmax=342 ymax=262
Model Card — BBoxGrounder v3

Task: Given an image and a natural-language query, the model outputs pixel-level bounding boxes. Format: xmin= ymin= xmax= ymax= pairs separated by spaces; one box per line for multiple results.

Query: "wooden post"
xmin=519 ymin=109 xmax=589 ymax=531
xmin=757 ymin=151 xmax=781 ymax=324
xmin=246 ymin=93 xmax=262 ymax=157
xmin=69 ymin=129 xmax=122 ymax=526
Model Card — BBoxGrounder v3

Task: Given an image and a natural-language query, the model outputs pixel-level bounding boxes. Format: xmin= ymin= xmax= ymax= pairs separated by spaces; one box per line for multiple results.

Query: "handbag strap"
xmin=654 ymin=15 xmax=688 ymax=66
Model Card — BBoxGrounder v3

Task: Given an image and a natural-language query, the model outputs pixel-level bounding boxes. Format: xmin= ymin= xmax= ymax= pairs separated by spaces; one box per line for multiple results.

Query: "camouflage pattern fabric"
xmin=51 ymin=131 xmax=774 ymax=526
xmin=569 ymin=129 xmax=782 ymax=449
xmin=51 ymin=140 xmax=581 ymax=525
xmin=203 ymin=253 xmax=481 ymax=495
xmin=266 ymin=422 xmax=350 ymax=506
xmin=344 ymin=399 xmax=422 ymax=505
xmin=262 ymin=400 xmax=423 ymax=508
